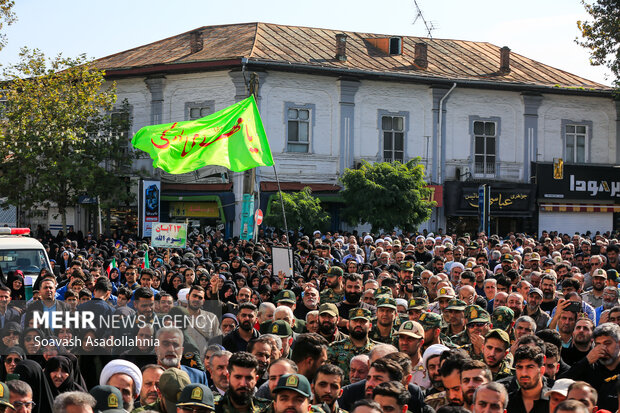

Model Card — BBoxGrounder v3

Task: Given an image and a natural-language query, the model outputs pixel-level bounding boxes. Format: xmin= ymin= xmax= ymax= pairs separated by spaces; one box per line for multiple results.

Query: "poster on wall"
xmin=140 ymin=180 xmax=160 ymax=238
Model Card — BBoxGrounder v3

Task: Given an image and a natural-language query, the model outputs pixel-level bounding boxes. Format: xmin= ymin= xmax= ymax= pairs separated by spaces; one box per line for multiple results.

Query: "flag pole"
xmin=271 ymin=164 xmax=293 ymax=279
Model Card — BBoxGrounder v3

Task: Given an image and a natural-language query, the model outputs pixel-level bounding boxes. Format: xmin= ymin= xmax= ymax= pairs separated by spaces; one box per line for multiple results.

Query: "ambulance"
xmin=0 ymin=228 xmax=52 ymax=284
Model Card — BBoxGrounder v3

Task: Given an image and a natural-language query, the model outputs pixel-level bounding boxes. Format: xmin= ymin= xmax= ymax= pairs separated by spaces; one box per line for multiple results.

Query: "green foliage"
xmin=0 ymin=48 xmax=134 ymax=231
xmin=0 ymin=0 xmax=15 ymax=51
xmin=264 ymin=187 xmax=330 ymax=234
xmin=577 ymin=0 xmax=620 ymax=87
xmin=339 ymin=159 xmax=433 ymax=233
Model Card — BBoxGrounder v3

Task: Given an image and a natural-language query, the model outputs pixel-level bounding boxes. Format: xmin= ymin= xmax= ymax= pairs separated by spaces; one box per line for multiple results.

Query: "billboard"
xmin=140 ymin=180 xmax=160 ymax=238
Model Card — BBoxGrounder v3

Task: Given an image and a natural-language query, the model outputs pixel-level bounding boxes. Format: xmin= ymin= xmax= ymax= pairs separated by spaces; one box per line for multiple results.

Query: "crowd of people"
xmin=0 ymin=227 xmax=619 ymax=413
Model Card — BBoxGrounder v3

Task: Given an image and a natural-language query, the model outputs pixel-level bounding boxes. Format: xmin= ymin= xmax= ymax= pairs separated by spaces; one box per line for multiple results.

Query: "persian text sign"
xmin=151 ymin=223 xmax=187 ymax=248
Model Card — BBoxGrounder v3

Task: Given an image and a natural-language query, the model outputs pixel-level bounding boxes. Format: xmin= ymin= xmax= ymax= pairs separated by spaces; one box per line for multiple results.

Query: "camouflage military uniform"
xmin=313 ymin=402 xmax=348 ymax=413
xmin=328 ymin=337 xmax=376 ymax=385
xmin=369 ymin=324 xmax=398 ymax=346
xmin=320 ymin=288 xmax=345 ymax=304
xmin=262 ymin=402 xmax=326 ymax=413
xmin=425 ymin=391 xmax=449 ymax=411
xmin=450 ymin=330 xmax=471 ymax=347
xmin=492 ymin=358 xmax=514 ymax=381
xmin=215 ymin=392 xmax=270 ymax=413
xmin=441 ymin=323 xmax=465 ymax=338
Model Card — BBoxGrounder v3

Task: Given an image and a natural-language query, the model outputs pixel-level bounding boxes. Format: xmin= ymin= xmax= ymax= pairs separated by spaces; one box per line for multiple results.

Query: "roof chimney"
xmin=189 ymin=30 xmax=203 ymax=54
xmin=415 ymin=42 xmax=428 ymax=69
xmin=499 ymin=46 xmax=511 ymax=74
xmin=336 ymin=34 xmax=347 ymax=61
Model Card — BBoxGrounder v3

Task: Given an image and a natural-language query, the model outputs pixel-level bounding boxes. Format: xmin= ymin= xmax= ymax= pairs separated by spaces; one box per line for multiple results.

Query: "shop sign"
xmin=444 ymin=181 xmax=536 ymax=217
xmin=169 ymin=202 xmax=219 ymax=218
xmin=140 ymin=180 xmax=160 ymax=237
xmin=535 ymin=163 xmax=620 ymax=201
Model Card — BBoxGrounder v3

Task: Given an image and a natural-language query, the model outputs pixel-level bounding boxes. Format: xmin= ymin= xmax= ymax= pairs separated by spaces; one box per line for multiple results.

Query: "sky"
xmin=0 ymin=0 xmax=612 ymax=86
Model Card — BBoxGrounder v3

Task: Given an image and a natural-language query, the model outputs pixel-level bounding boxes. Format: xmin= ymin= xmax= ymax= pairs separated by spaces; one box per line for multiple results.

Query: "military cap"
xmin=418 ymin=312 xmax=442 ymax=329
xmin=270 ymin=320 xmax=293 ymax=338
xmin=485 ymin=329 xmax=511 ymax=347
xmin=159 ymin=368 xmax=191 ymax=413
xmin=318 ymin=303 xmax=339 ymax=317
xmin=327 ymin=266 xmax=344 ymax=277
xmin=468 ymin=241 xmax=479 ymax=249
xmin=528 ymin=287 xmax=543 ymax=298
xmin=400 ymin=261 xmax=415 ymax=272
xmin=465 ymin=305 xmax=490 ymax=324
xmin=592 ymin=268 xmax=607 ymax=279
xmin=501 ymin=254 xmax=514 ymax=263
xmin=530 ymin=252 xmax=541 ymax=261
xmin=446 ymin=299 xmax=467 ymax=311
xmin=349 ymin=308 xmax=372 ymax=321
xmin=376 ymin=296 xmax=397 ymax=310
xmin=491 ymin=306 xmax=515 ymax=330
xmin=408 ymin=297 xmax=429 ymax=310
xmin=396 ymin=320 xmax=424 ymax=339
xmin=275 ymin=289 xmax=297 ymax=304
xmin=374 ymin=286 xmax=393 ymax=298
xmin=553 ymin=256 xmax=563 ymax=264
xmin=0 ymin=382 xmax=14 ymax=411
xmin=273 ymin=374 xmax=312 ymax=398
xmin=90 ymin=385 xmax=126 ymax=413
xmin=414 ymin=264 xmax=425 ymax=277
xmin=177 ymin=384 xmax=215 ymax=411
xmin=436 ymin=287 xmax=455 ymax=299
xmin=465 ymin=261 xmax=475 ymax=269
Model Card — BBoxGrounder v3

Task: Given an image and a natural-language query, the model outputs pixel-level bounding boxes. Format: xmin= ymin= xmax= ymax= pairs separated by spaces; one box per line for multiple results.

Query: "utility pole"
xmin=240 ymin=73 xmax=259 ymax=240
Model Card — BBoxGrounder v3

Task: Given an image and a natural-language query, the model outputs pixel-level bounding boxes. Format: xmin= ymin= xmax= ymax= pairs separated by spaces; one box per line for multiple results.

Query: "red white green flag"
xmin=131 ymin=96 xmax=274 ymax=174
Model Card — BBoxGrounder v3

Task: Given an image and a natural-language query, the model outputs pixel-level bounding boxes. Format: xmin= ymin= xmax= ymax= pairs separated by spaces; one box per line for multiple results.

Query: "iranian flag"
xmin=131 ymin=96 xmax=274 ymax=174
xmin=106 ymin=258 xmax=117 ymax=277
xmin=142 ymin=253 xmax=150 ymax=270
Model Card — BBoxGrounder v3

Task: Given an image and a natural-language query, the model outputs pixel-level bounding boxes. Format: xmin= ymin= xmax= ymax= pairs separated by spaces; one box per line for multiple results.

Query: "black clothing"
xmin=507 ymin=384 xmax=550 ymax=413
xmin=221 ymin=327 xmax=260 ymax=353
xmin=561 ymin=344 xmax=590 ymax=366
xmin=560 ymin=356 xmax=620 ymax=411
xmin=540 ymin=298 xmax=558 ymax=314
xmin=338 ymin=379 xmax=433 ymax=413
xmin=14 ymin=359 xmax=54 ymax=413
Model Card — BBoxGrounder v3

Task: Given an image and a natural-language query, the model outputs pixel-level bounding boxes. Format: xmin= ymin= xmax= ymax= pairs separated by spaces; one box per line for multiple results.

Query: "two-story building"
xmin=51 ymin=22 xmax=617 ymax=237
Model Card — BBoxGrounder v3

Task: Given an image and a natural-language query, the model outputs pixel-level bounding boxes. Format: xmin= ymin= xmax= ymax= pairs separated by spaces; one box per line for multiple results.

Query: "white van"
xmin=0 ymin=228 xmax=52 ymax=281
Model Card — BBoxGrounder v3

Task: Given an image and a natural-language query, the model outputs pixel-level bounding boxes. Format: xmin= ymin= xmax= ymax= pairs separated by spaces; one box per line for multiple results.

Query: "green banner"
xmin=132 ymin=96 xmax=274 ymax=174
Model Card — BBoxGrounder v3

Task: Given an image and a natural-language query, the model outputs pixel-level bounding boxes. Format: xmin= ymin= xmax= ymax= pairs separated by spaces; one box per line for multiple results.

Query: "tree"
xmin=0 ymin=48 xmax=134 ymax=232
xmin=577 ymin=0 xmax=620 ymax=86
xmin=340 ymin=159 xmax=433 ymax=233
xmin=264 ymin=187 xmax=330 ymax=234
xmin=0 ymin=0 xmax=16 ymax=51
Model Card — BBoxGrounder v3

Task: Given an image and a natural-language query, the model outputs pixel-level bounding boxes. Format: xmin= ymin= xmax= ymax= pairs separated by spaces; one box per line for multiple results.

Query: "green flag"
xmin=132 ymin=96 xmax=274 ymax=174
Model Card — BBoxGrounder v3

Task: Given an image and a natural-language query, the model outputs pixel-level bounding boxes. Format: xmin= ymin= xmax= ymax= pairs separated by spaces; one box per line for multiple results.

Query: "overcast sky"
xmin=1 ymin=0 xmax=611 ymax=85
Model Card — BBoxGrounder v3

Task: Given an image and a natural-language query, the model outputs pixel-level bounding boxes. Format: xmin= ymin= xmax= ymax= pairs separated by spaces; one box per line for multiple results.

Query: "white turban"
xmin=100 ymin=359 xmax=143 ymax=397
xmin=422 ymin=344 xmax=450 ymax=370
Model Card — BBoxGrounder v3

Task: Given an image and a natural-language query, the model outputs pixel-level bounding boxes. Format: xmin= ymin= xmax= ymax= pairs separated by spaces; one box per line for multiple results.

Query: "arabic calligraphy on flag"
xmin=131 ymin=96 xmax=274 ymax=174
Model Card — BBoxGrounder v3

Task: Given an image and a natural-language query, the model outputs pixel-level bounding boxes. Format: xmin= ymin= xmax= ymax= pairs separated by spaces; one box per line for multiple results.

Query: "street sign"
xmin=255 ymin=209 xmax=264 ymax=226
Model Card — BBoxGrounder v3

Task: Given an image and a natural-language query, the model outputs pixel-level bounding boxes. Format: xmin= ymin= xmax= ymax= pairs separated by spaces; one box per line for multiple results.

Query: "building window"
xmin=565 ymin=124 xmax=587 ymax=163
xmin=185 ymin=101 xmax=215 ymax=121
xmin=189 ymin=106 xmax=211 ymax=120
xmin=473 ymin=120 xmax=496 ymax=175
xmin=110 ymin=109 xmax=132 ymax=155
xmin=382 ymin=115 xmax=404 ymax=162
xmin=287 ymin=108 xmax=310 ymax=153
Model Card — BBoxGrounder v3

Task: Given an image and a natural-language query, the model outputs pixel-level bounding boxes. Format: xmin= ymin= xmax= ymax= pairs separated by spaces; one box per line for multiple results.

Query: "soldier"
xmin=327 ymin=308 xmax=376 ymax=386
xmin=452 ymin=305 xmax=492 ymax=359
xmin=419 ymin=312 xmax=454 ymax=351
xmin=491 ymin=306 xmax=515 ymax=341
xmin=320 ymin=267 xmax=345 ymax=304
xmin=317 ymin=303 xmax=348 ymax=343
xmin=369 ymin=297 xmax=398 ymax=346
xmin=215 ymin=352 xmax=270 ymax=413
xmin=312 ymin=364 xmax=347 ymax=413
xmin=441 ymin=299 xmax=467 ymax=337
xmin=176 ymin=384 xmax=216 ymax=412
xmin=407 ymin=297 xmax=429 ymax=322
xmin=395 ymin=320 xmax=428 ymax=389
xmin=264 ymin=373 xmax=324 ymax=413
xmin=481 ymin=329 xmax=513 ymax=381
